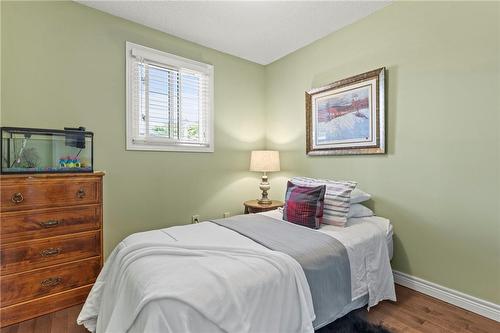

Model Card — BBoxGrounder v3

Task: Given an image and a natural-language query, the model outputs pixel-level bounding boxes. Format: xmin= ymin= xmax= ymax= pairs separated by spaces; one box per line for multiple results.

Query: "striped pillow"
xmin=290 ymin=177 xmax=357 ymax=227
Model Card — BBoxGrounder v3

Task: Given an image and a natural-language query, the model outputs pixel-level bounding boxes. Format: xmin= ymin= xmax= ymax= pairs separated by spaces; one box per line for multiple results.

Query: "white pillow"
xmin=350 ymin=188 xmax=371 ymax=204
xmin=347 ymin=204 xmax=374 ymax=218
xmin=290 ymin=176 xmax=357 ymax=227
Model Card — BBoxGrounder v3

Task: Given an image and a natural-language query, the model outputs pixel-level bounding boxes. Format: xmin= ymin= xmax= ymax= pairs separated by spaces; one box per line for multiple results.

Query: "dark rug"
xmin=316 ymin=312 xmax=392 ymax=333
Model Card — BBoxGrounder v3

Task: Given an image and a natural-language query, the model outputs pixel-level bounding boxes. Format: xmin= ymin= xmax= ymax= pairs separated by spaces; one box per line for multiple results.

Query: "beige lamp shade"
xmin=249 ymin=150 xmax=280 ymax=172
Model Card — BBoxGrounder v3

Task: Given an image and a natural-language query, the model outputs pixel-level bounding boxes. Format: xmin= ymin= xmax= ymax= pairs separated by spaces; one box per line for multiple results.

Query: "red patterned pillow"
xmin=283 ymin=181 xmax=326 ymax=229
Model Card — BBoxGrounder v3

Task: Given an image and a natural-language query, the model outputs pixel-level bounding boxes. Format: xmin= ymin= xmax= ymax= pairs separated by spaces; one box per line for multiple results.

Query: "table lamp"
xmin=249 ymin=150 xmax=280 ymax=205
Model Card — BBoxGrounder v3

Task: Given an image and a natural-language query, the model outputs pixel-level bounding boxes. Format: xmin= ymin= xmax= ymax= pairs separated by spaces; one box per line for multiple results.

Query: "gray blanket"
xmin=211 ymin=214 xmax=351 ymax=328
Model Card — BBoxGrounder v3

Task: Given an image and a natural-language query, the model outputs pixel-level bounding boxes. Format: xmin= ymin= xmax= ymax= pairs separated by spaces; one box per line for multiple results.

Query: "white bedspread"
xmin=260 ymin=209 xmax=396 ymax=306
xmin=78 ymin=212 xmax=396 ymax=332
xmin=319 ymin=217 xmax=396 ymax=306
xmin=78 ymin=222 xmax=315 ymax=333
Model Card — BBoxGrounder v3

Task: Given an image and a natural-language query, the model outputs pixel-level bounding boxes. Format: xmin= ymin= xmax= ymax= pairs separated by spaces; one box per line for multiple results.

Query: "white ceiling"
xmin=77 ymin=1 xmax=390 ymax=65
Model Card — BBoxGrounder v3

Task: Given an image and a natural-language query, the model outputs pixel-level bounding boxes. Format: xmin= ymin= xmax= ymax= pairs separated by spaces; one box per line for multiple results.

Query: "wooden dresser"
xmin=0 ymin=172 xmax=104 ymax=327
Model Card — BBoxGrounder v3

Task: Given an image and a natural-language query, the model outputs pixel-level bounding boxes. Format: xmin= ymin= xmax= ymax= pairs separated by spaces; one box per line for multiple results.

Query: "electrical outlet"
xmin=223 ymin=212 xmax=230 ymax=218
xmin=191 ymin=215 xmax=200 ymax=224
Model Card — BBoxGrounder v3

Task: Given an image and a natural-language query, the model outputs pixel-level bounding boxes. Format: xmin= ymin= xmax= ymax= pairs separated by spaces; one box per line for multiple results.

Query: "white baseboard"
xmin=393 ymin=270 xmax=500 ymax=322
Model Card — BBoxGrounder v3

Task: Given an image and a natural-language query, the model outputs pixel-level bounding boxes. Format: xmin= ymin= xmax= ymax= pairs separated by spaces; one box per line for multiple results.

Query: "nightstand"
xmin=243 ymin=200 xmax=284 ymax=214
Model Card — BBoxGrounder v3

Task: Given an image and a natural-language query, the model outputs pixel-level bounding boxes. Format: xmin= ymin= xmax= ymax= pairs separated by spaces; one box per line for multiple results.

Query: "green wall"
xmin=265 ymin=1 xmax=500 ymax=303
xmin=1 ymin=1 xmax=267 ymax=256
xmin=2 ymin=1 xmax=499 ymax=305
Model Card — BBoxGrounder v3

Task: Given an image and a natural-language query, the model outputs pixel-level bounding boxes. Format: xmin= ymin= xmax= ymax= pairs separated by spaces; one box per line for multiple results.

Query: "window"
xmin=126 ymin=42 xmax=214 ymax=152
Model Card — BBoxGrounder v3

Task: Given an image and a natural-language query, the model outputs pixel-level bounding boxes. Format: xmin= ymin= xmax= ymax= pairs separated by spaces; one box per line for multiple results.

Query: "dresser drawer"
xmin=0 ymin=284 xmax=92 ymax=328
xmin=1 ymin=205 xmax=101 ymax=244
xmin=1 ymin=231 xmax=101 ymax=275
xmin=1 ymin=177 xmax=101 ymax=212
xmin=0 ymin=257 xmax=100 ymax=307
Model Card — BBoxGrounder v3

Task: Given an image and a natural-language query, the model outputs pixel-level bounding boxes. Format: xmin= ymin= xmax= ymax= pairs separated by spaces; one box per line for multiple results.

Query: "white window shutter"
xmin=126 ymin=42 xmax=214 ymax=152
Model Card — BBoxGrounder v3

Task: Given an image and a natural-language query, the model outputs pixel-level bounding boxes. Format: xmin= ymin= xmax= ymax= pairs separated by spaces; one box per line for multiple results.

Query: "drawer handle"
xmin=39 ymin=220 xmax=60 ymax=228
xmin=40 ymin=247 xmax=62 ymax=257
xmin=76 ymin=188 xmax=86 ymax=199
xmin=41 ymin=276 xmax=62 ymax=288
xmin=11 ymin=192 xmax=24 ymax=204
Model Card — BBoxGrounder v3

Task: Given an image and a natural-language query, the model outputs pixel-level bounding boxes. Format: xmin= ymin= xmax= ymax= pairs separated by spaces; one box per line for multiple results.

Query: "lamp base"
xmin=258 ymin=173 xmax=272 ymax=205
xmin=257 ymin=198 xmax=272 ymax=205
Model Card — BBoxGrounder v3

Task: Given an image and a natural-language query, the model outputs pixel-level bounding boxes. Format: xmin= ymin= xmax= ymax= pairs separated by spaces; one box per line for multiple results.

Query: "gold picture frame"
xmin=306 ymin=67 xmax=385 ymax=155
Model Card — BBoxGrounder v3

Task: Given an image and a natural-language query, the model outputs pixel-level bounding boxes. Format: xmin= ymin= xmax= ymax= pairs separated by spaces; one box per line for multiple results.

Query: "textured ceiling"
xmin=77 ymin=1 xmax=390 ymax=65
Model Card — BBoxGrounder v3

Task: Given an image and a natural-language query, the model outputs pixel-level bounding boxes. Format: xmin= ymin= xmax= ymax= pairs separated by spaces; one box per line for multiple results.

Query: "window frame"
xmin=125 ymin=41 xmax=214 ymax=152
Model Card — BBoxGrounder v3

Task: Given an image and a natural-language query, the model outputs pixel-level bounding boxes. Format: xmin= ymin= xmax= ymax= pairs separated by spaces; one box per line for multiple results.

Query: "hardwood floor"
xmin=357 ymin=286 xmax=499 ymax=333
xmin=1 ymin=285 xmax=498 ymax=333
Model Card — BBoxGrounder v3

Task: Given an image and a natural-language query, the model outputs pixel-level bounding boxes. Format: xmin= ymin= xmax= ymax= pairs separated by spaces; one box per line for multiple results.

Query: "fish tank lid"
xmin=1 ymin=171 xmax=105 ymax=178
xmin=1 ymin=126 xmax=93 ymax=136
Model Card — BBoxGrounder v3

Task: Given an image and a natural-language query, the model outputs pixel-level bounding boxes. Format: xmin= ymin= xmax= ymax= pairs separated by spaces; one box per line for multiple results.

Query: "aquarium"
xmin=1 ymin=127 xmax=93 ymax=174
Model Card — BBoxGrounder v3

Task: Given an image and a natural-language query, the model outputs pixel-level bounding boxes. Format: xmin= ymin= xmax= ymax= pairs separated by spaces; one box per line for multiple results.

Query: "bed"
xmin=78 ymin=209 xmax=396 ymax=333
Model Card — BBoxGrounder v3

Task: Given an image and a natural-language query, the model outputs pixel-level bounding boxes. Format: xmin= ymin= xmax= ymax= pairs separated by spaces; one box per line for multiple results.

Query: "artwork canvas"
xmin=306 ymin=68 xmax=385 ymax=155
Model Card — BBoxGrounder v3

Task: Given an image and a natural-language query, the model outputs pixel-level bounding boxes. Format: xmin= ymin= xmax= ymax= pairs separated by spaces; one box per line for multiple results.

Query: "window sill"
xmin=126 ymin=142 xmax=214 ymax=153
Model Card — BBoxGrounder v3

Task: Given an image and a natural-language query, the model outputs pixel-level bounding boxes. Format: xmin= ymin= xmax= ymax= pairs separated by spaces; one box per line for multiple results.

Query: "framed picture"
xmin=306 ymin=67 xmax=385 ymax=155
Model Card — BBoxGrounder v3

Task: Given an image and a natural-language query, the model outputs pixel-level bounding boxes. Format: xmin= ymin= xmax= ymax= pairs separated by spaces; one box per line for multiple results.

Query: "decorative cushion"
xmin=283 ymin=181 xmax=326 ymax=229
xmin=291 ymin=177 xmax=357 ymax=227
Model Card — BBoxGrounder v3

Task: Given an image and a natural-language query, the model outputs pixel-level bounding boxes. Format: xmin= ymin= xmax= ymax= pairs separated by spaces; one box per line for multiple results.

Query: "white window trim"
xmin=125 ymin=41 xmax=214 ymax=152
